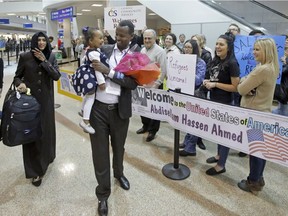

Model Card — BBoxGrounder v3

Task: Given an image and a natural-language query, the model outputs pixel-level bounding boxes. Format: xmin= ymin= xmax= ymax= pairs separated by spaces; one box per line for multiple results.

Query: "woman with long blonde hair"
xmin=237 ymin=38 xmax=279 ymax=193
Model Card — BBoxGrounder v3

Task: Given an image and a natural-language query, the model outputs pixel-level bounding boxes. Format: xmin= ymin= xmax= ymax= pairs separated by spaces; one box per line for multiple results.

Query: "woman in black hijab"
xmin=14 ymin=31 xmax=61 ymax=186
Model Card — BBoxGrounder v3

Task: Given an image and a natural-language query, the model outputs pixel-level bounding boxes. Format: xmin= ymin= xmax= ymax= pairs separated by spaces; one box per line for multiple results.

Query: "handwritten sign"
xmin=104 ymin=5 xmax=146 ymax=30
xmin=234 ymin=35 xmax=285 ymax=84
xmin=166 ymin=53 xmax=196 ymax=95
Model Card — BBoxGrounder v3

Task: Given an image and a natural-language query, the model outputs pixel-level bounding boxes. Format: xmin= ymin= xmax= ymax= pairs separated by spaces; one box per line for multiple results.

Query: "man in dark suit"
xmin=90 ymin=20 xmax=140 ymax=216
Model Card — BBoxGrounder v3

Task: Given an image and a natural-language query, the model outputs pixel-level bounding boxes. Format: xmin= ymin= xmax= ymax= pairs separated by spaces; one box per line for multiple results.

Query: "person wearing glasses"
xmin=228 ymin=23 xmax=240 ymax=36
xmin=179 ymin=39 xmax=206 ymax=156
xmin=136 ymin=29 xmax=167 ymax=142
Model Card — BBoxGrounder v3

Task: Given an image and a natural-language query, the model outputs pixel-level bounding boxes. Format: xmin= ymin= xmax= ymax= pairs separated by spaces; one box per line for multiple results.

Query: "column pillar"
xmin=45 ymin=9 xmax=58 ymax=45
xmin=63 ymin=18 xmax=72 ymax=57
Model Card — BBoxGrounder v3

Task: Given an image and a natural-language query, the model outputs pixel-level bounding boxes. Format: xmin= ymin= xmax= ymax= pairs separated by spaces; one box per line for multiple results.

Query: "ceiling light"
xmin=92 ymin=4 xmax=103 ymax=7
xmin=148 ymin=13 xmax=156 ymax=16
xmin=82 ymin=9 xmax=91 ymax=12
xmin=39 ymin=13 xmax=46 ymax=15
xmin=76 ymin=13 xmax=83 ymax=16
xmin=7 ymin=13 xmax=16 ymax=16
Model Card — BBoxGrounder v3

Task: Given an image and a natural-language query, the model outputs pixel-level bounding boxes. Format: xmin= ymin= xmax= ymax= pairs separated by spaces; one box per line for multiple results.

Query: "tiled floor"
xmin=0 ymin=57 xmax=288 ymax=216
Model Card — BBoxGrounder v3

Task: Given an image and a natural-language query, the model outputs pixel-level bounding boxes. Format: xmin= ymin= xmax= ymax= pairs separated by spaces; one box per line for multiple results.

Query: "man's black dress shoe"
xmin=136 ymin=127 xmax=147 ymax=134
xmin=116 ymin=176 xmax=130 ymax=190
xmin=98 ymin=200 xmax=108 ymax=216
xmin=146 ymin=132 xmax=155 ymax=142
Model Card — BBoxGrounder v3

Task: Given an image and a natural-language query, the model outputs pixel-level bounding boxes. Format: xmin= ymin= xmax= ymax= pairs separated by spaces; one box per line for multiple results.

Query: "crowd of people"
xmin=1 ymin=20 xmax=287 ymax=216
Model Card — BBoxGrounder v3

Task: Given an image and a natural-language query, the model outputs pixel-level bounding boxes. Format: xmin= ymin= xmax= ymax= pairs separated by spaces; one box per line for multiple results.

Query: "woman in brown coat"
xmin=14 ymin=32 xmax=61 ymax=186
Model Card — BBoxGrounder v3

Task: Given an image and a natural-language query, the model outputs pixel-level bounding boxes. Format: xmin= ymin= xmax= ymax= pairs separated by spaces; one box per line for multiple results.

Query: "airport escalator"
xmin=200 ymin=0 xmax=288 ymax=35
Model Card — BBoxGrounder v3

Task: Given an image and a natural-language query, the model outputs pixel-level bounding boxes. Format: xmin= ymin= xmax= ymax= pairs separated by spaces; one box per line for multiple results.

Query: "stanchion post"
xmin=173 ymin=88 xmax=181 ymax=169
xmin=77 ymin=58 xmax=80 ymax=67
xmin=162 ymin=88 xmax=190 ymax=180
xmin=7 ymin=49 xmax=11 ymax=66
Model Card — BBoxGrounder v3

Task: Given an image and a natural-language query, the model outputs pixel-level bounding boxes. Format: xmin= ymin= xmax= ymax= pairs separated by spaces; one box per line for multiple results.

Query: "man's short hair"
xmin=118 ymin=20 xmax=135 ymax=35
xmin=229 ymin=23 xmax=240 ymax=33
xmin=144 ymin=29 xmax=157 ymax=38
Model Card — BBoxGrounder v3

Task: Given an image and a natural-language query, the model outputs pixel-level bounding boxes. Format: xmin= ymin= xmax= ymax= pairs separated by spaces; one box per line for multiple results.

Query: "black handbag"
xmin=194 ymin=84 xmax=207 ymax=99
xmin=0 ymin=83 xmax=42 ymax=146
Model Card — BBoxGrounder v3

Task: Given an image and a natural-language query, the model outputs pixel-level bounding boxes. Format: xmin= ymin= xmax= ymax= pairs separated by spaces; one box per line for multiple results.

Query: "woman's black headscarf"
xmin=30 ymin=31 xmax=51 ymax=63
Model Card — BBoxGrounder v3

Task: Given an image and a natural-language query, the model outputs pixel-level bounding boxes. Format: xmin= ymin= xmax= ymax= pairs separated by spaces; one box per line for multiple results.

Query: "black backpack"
xmin=0 ymin=86 xmax=41 ymax=147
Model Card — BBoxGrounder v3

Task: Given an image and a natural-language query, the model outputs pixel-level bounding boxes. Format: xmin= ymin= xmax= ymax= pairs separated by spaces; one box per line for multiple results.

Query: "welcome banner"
xmin=132 ymin=87 xmax=288 ymax=167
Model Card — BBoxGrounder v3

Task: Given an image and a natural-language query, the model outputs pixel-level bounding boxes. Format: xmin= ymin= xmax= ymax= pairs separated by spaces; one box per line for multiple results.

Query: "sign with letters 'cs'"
xmin=104 ymin=5 xmax=146 ymax=30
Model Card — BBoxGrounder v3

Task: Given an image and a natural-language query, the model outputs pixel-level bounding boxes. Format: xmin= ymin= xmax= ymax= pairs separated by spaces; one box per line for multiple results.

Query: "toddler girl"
xmin=73 ymin=27 xmax=109 ymax=134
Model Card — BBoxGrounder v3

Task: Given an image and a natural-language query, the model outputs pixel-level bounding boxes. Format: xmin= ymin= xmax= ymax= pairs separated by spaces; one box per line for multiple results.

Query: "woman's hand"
xmin=32 ymin=48 xmax=46 ymax=62
xmin=17 ymin=83 xmax=27 ymax=93
xmin=203 ymin=80 xmax=217 ymax=90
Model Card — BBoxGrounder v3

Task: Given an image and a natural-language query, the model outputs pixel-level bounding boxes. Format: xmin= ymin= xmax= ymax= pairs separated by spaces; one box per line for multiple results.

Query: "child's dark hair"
xmin=82 ymin=26 xmax=99 ymax=47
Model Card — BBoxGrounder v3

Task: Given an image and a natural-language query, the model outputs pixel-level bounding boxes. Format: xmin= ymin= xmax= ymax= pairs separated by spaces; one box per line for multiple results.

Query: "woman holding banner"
xmin=203 ymin=33 xmax=240 ymax=175
xmin=179 ymin=39 xmax=206 ymax=156
xmin=237 ymin=38 xmax=279 ymax=193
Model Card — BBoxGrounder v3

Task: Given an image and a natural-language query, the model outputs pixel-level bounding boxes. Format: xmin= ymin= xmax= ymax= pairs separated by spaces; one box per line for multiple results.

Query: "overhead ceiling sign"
xmin=0 ymin=19 xmax=9 ymax=24
xmin=51 ymin=6 xmax=74 ymax=21
xmin=23 ymin=23 xmax=33 ymax=28
xmin=104 ymin=5 xmax=146 ymax=30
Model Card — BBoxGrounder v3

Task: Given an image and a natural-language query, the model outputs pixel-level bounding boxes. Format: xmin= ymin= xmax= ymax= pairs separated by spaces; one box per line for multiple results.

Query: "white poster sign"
xmin=132 ymin=87 xmax=288 ymax=168
xmin=104 ymin=5 xmax=146 ymax=30
xmin=166 ymin=53 xmax=196 ymax=95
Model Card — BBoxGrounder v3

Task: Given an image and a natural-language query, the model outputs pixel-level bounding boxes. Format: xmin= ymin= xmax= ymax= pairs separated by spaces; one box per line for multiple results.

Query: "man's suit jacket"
xmin=101 ymin=44 xmax=141 ymax=119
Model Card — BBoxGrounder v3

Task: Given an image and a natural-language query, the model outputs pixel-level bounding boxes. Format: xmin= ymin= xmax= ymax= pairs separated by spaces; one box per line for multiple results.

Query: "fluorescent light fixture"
xmin=92 ymin=4 xmax=103 ymax=7
xmin=148 ymin=13 xmax=156 ymax=16
xmin=76 ymin=13 xmax=83 ymax=15
xmin=82 ymin=9 xmax=91 ymax=12
xmin=7 ymin=13 xmax=16 ymax=16
xmin=39 ymin=12 xmax=46 ymax=15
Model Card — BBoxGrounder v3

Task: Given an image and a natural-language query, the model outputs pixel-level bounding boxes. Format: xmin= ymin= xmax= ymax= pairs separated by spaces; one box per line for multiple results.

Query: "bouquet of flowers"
xmin=114 ymin=52 xmax=160 ymax=85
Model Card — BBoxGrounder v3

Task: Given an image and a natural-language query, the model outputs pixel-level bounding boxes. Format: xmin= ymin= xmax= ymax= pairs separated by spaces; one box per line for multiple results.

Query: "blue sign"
xmin=51 ymin=6 xmax=74 ymax=20
xmin=23 ymin=23 xmax=33 ymax=28
xmin=58 ymin=29 xmax=64 ymax=37
xmin=0 ymin=19 xmax=9 ymax=24
xmin=0 ymin=39 xmax=5 ymax=49
xmin=234 ymin=35 xmax=286 ymax=84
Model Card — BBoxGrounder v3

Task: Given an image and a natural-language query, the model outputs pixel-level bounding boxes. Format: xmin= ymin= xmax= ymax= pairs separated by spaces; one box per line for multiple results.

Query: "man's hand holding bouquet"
xmin=114 ymin=52 xmax=160 ymax=85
